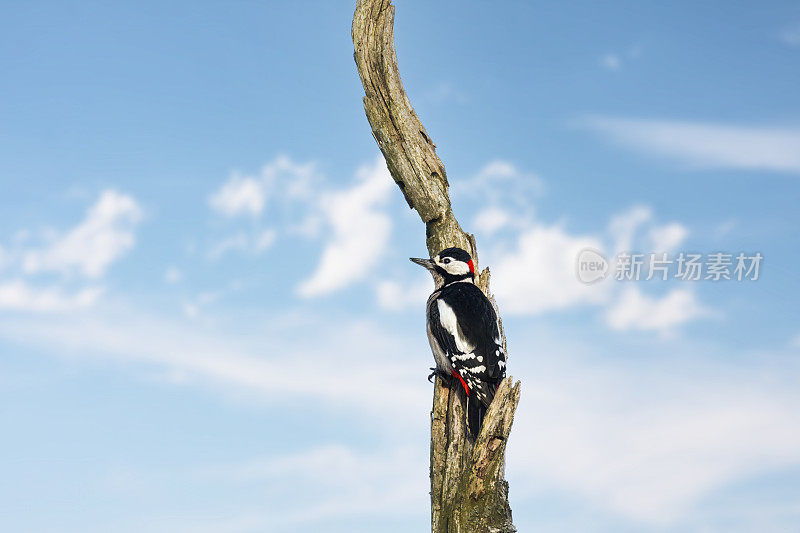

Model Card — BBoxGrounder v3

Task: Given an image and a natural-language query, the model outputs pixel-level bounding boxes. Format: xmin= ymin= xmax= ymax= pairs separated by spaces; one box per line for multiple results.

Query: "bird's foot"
xmin=427 ymin=367 xmax=452 ymax=384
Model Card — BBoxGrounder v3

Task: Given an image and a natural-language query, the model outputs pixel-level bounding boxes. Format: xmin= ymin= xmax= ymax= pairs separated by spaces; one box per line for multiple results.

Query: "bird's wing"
xmin=428 ymin=297 xmax=461 ymax=359
xmin=436 ymin=283 xmax=506 ymax=407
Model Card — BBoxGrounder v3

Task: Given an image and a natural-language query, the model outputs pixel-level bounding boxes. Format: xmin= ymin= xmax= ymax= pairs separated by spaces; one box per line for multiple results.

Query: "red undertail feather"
xmin=451 ymin=370 xmax=470 ymax=396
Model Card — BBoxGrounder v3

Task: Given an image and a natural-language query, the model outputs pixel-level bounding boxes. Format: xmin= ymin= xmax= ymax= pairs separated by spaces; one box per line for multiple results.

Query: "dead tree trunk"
xmin=352 ymin=2 xmax=521 ymax=531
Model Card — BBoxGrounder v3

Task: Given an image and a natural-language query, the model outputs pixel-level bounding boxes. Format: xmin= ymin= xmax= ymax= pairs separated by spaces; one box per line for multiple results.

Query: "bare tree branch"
xmin=352 ymin=1 xmax=521 ymax=531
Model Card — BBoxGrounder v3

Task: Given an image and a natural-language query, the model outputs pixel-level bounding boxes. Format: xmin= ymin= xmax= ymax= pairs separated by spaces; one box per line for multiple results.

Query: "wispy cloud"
xmin=136 ymin=443 xmax=428 ymax=532
xmin=0 ymin=280 xmax=103 ymax=312
xmin=197 ymin=444 xmax=427 ymax=515
xmin=473 ymin=206 xmax=514 ymax=236
xmin=208 ymin=175 xmax=265 ymax=217
xmin=791 ymin=333 xmax=800 ymax=349
xmin=455 ymin=160 xmax=543 ymax=232
xmin=779 ymin=23 xmax=800 ymax=47
xmin=599 ymin=46 xmax=642 ymax=71
xmin=649 ymin=222 xmax=688 ymax=252
xmin=0 ymin=305 xmax=429 ymax=419
xmin=297 ymin=158 xmax=393 ymax=297
xmin=22 ymin=190 xmax=143 ymax=278
xmin=604 ymin=286 xmax=709 ymax=336
xmin=581 ymin=117 xmax=800 ymax=174
xmin=459 ymin=160 xmax=544 ymax=202
xmin=206 ymin=156 xmax=394 ymax=296
xmin=208 ymin=156 xmax=319 ymax=219
xmin=206 ymin=229 xmax=276 ymax=260
xmin=0 ymin=190 xmax=141 ymax=313
xmin=607 ymin=205 xmax=688 ymax=254
xmin=600 ymin=53 xmax=621 ymax=71
xmin=510 ymin=340 xmax=800 ymax=525
xmin=608 ymin=205 xmax=653 ymax=254
xmin=163 ymin=265 xmax=182 ymax=284
xmin=375 ymin=276 xmax=431 ymax=312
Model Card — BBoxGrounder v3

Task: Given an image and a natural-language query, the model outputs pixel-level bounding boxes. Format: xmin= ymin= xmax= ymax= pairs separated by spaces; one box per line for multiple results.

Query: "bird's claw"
xmin=427 ymin=367 xmax=451 ymax=384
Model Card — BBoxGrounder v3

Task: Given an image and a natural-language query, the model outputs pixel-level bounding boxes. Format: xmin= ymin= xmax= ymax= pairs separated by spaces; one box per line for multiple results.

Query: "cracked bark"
xmin=352 ymin=2 xmax=521 ymax=531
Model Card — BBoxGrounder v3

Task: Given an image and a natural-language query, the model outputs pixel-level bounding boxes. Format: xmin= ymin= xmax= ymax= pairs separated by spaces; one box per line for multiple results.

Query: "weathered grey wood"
xmin=352 ymin=2 xmax=521 ymax=531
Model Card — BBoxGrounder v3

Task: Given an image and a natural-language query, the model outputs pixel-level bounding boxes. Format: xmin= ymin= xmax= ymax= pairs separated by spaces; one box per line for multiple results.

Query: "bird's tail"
xmin=466 ymin=396 xmax=487 ymax=439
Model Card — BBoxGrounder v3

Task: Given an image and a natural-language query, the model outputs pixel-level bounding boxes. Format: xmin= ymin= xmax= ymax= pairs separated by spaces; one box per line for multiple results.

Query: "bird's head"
xmin=410 ymin=247 xmax=475 ymax=288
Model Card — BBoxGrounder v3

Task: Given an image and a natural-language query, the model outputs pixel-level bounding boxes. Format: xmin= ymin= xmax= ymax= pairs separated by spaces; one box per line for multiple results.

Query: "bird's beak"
xmin=410 ymin=257 xmax=435 ymax=269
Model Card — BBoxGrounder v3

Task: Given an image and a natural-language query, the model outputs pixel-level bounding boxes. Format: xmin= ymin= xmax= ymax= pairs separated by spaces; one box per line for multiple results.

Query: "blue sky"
xmin=2 ymin=1 xmax=800 ymax=531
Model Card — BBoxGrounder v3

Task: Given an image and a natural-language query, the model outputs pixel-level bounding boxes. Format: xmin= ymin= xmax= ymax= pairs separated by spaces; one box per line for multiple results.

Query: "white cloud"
xmin=207 ymin=229 xmax=276 ymax=260
xmin=207 ymin=233 xmax=250 ymax=260
xmin=456 ymin=160 xmax=543 ymax=210
xmin=460 ymin=195 xmax=708 ymax=334
xmin=608 ymin=205 xmax=652 ymax=254
xmin=582 ymin=117 xmax=800 ymax=173
xmin=792 ymin=333 xmax=800 ymax=349
xmin=780 ymin=23 xmax=800 ymax=47
xmin=600 ymin=53 xmax=621 ymax=71
xmin=12 ymin=229 xmax=31 ymax=244
xmin=181 ymin=281 xmax=247 ymax=319
xmin=604 ymin=286 xmax=709 ymax=335
xmin=22 ymin=190 xmax=143 ymax=278
xmin=206 ymin=156 xmax=324 ymax=259
xmin=473 ymin=206 xmax=513 ymax=236
xmin=297 ymin=158 xmax=393 ymax=297
xmin=0 ymin=306 xmax=429 ymax=419
xmin=714 ymin=219 xmax=737 ymax=239
xmin=145 ymin=444 xmax=427 ymax=531
xmin=608 ymin=204 xmax=688 ymax=256
xmin=510 ymin=341 xmax=800 ymax=525
xmin=267 ymin=156 xmax=319 ymax=202
xmin=0 ymin=284 xmax=794 ymax=529
xmin=471 ymin=160 xmax=544 ymax=196
xmin=164 ymin=266 xmax=182 ymax=284
xmin=0 ymin=279 xmax=102 ymax=312
xmin=254 ymin=229 xmax=276 ymax=252
xmin=599 ymin=47 xmax=642 ymax=71
xmin=375 ymin=277 xmax=432 ymax=312
xmin=471 ymin=201 xmax=702 ymax=327
xmin=198 ymin=443 xmax=426 ymax=509
xmin=183 ymin=302 xmax=199 ymax=318
xmin=476 ymin=160 xmax=518 ymax=180
xmin=208 ymin=175 xmax=265 ymax=217
xmin=489 ymin=223 xmax=610 ymax=314
xmin=649 ymin=222 xmax=688 ymax=252
xmin=208 ymin=156 xmax=320 ymax=219
xmin=455 ymin=160 xmax=542 ymax=236
xmin=473 ymin=201 xmax=707 ymax=334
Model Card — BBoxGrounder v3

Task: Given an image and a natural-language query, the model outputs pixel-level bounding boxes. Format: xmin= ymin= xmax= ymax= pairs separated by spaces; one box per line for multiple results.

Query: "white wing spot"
xmin=437 ymin=299 xmax=476 ymax=353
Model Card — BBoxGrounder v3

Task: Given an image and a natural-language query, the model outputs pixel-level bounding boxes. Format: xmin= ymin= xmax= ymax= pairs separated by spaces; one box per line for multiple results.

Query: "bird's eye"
xmin=442 ymin=258 xmax=451 ymax=264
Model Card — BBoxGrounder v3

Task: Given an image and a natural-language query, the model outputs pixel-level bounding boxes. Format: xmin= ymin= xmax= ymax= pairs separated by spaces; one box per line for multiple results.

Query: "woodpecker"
xmin=410 ymin=247 xmax=506 ymax=437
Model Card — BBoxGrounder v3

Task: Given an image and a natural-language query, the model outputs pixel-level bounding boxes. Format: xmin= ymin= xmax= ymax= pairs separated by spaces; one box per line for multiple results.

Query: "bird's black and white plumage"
xmin=411 ymin=247 xmax=506 ymax=437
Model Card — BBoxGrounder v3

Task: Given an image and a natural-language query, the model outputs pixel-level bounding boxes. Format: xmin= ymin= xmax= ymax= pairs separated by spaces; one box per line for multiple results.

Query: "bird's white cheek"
xmin=446 ymin=263 xmax=469 ymax=275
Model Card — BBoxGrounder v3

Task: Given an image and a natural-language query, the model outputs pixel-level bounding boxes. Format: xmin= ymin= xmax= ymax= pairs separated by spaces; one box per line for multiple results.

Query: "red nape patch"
xmin=468 ymin=259 xmax=475 ymax=274
xmin=452 ymin=370 xmax=470 ymax=396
